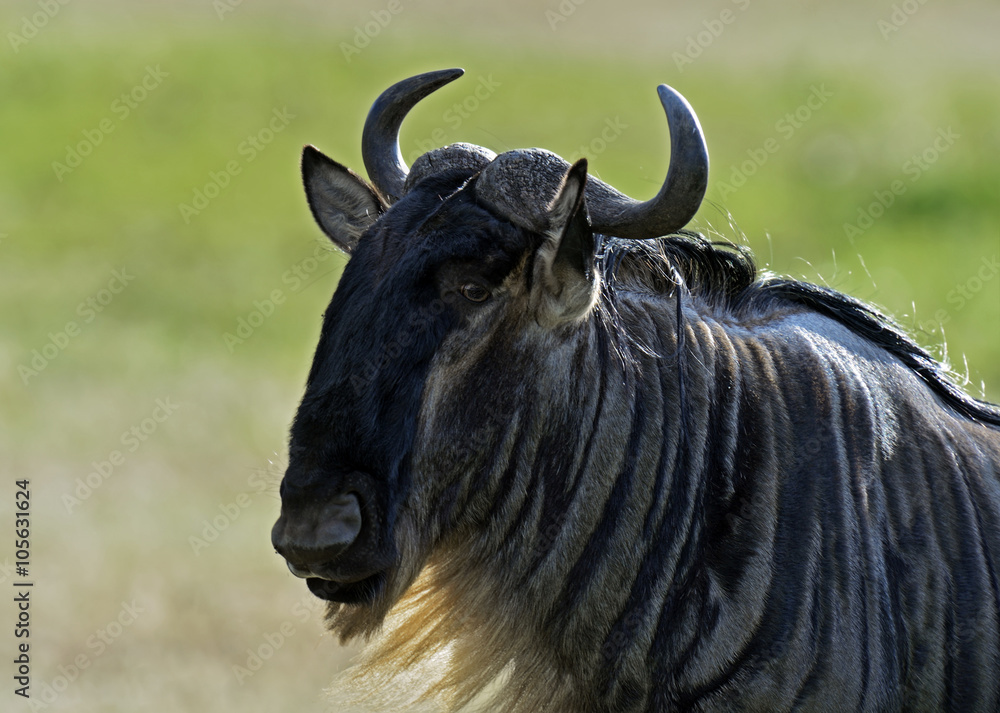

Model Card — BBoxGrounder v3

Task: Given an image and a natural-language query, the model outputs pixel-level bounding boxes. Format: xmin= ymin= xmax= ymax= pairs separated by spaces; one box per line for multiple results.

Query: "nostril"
xmin=270 ymin=492 xmax=363 ymax=574
xmin=315 ymin=493 xmax=362 ymax=546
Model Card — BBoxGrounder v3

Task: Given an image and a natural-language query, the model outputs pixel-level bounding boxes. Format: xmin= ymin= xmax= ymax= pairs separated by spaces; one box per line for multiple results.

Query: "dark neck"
xmin=460 ymin=291 xmax=757 ymax=704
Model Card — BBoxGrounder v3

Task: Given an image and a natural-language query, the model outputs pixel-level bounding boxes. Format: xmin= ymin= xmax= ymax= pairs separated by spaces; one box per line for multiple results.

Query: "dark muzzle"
xmin=270 ymin=492 xmax=362 ymax=579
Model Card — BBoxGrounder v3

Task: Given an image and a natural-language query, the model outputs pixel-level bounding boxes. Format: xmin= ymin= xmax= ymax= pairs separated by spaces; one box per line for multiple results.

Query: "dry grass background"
xmin=1 ymin=1 xmax=998 ymax=711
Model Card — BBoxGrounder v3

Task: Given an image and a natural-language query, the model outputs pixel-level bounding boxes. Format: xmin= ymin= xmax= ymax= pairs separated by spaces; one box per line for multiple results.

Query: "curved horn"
xmin=587 ymin=84 xmax=708 ymax=239
xmin=361 ymin=68 xmax=465 ymax=203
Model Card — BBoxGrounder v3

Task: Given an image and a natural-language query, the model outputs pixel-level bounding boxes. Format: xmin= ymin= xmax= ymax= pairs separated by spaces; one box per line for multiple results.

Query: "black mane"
xmin=599 ymin=230 xmax=1000 ymax=427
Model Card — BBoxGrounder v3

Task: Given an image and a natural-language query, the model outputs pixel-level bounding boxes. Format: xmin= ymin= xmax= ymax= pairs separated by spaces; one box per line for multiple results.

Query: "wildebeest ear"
xmin=301 ymin=145 xmax=386 ymax=254
xmin=531 ymin=159 xmax=599 ymax=328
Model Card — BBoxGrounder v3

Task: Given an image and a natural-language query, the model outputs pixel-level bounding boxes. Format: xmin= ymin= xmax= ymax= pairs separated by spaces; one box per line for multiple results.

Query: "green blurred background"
xmin=1 ymin=1 xmax=997 ymax=710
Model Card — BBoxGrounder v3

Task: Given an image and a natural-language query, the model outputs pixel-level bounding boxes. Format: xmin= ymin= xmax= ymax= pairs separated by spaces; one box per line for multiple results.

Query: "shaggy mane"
xmin=328 ymin=543 xmax=576 ymax=713
xmin=600 ymin=230 xmax=1000 ymax=427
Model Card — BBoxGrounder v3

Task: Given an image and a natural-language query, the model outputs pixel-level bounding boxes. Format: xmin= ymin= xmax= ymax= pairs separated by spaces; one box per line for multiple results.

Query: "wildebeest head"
xmin=270 ymin=69 xmax=708 ymax=621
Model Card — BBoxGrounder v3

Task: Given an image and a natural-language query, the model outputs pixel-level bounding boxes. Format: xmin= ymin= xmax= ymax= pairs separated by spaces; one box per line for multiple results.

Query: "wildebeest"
xmin=270 ymin=69 xmax=1000 ymax=712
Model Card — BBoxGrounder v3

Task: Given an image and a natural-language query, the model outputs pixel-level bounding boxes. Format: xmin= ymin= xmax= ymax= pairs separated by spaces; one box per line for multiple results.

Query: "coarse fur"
xmin=274 ymin=155 xmax=1000 ymax=712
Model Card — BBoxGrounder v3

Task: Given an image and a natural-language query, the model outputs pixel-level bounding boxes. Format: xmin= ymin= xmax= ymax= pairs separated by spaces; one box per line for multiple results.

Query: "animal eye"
xmin=460 ymin=282 xmax=491 ymax=303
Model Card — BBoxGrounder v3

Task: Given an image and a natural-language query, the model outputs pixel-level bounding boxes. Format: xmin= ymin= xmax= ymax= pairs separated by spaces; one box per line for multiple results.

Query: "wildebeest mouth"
xmin=272 ymin=476 xmax=396 ymax=605
xmin=306 ymin=571 xmax=386 ymax=604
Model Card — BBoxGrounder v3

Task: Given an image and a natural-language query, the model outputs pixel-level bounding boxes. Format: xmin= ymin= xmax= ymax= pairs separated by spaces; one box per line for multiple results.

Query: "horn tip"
xmin=435 ymin=67 xmax=465 ymax=84
xmin=656 ymin=83 xmax=691 ymax=110
xmin=656 ymin=83 xmax=707 ymax=146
